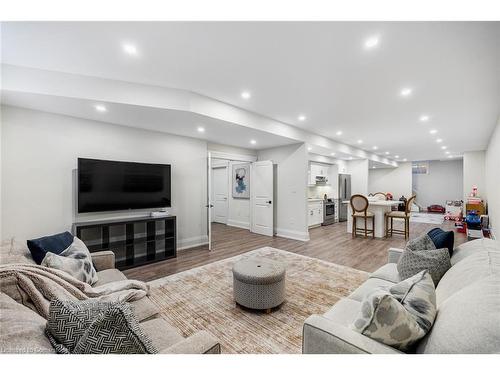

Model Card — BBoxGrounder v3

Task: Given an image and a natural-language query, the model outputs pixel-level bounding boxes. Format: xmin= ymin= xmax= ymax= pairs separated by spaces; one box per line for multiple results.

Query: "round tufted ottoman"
xmin=232 ymin=256 xmax=286 ymax=312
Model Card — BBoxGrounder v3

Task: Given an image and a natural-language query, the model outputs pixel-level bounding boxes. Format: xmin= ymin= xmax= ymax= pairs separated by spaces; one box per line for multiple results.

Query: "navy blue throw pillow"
xmin=427 ymin=228 xmax=454 ymax=256
xmin=27 ymin=231 xmax=74 ymax=264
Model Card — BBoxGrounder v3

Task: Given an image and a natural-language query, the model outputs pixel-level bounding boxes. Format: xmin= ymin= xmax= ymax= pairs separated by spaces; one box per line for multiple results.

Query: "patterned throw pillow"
xmin=41 ymin=237 xmax=98 ymax=285
xmin=397 ymin=236 xmax=451 ymax=285
xmin=351 ymin=271 xmax=437 ymax=351
xmin=45 ymin=299 xmax=157 ymax=354
xmin=406 ymin=233 xmax=436 ymax=252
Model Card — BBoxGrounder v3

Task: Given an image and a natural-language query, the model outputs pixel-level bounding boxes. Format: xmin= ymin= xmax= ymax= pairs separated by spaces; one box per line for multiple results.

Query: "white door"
xmin=212 ymin=166 xmax=228 ymax=224
xmin=251 ymin=160 xmax=274 ymax=236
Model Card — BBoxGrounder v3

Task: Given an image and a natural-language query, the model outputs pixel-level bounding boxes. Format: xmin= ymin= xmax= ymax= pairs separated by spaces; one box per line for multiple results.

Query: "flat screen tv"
xmin=78 ymin=158 xmax=171 ymax=213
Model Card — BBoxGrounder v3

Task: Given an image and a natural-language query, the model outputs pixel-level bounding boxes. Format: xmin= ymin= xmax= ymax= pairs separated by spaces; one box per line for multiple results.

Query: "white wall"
xmin=485 ymin=119 xmax=500 ymax=237
xmin=368 ymin=162 xmax=412 ymax=199
xmin=1 ymin=106 xmax=208 ymax=249
xmin=463 ymin=151 xmax=487 ymax=201
xmin=208 ymin=142 xmax=257 ymax=157
xmin=412 ymin=160 xmax=463 ymax=209
xmin=346 ymin=159 xmax=369 ymax=196
xmin=0 ymin=105 xmax=2 ymax=243
xmin=258 ymin=143 xmax=309 ymax=241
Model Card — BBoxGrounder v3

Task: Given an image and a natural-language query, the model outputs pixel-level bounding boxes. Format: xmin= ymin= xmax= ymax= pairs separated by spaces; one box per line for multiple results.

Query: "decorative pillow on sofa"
xmin=406 ymin=232 xmax=436 ymax=252
xmin=27 ymin=231 xmax=74 ymax=264
xmin=45 ymin=299 xmax=158 ymax=354
xmin=397 ymin=239 xmax=451 ymax=285
xmin=427 ymin=228 xmax=454 ymax=256
xmin=351 ymin=270 xmax=437 ymax=351
xmin=41 ymin=237 xmax=98 ymax=285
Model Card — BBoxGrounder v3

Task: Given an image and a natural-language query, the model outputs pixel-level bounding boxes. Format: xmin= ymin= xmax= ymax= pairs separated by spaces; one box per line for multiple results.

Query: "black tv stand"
xmin=73 ymin=215 xmax=176 ymax=270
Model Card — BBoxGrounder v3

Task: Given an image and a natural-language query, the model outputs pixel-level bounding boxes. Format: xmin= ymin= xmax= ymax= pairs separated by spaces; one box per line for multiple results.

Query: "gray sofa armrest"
xmin=303 ymin=315 xmax=402 ymax=354
xmin=388 ymin=248 xmax=404 ymax=264
xmin=90 ymin=251 xmax=115 ymax=271
xmin=159 ymin=331 xmax=221 ymax=354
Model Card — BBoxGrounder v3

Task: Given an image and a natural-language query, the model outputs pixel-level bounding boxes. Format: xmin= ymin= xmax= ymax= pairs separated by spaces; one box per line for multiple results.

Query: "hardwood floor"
xmin=124 ymin=216 xmax=466 ymax=282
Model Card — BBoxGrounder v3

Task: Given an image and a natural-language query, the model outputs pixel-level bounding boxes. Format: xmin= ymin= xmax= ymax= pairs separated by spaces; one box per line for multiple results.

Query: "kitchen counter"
xmin=308 ymin=198 xmax=324 ymax=202
xmin=344 ymin=199 xmax=400 ymax=237
xmin=341 ymin=199 xmax=398 ymax=206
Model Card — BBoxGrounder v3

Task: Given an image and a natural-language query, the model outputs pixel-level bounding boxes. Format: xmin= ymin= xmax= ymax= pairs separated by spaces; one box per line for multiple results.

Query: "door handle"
xmin=267 ymin=200 xmax=272 ymax=204
xmin=205 ymin=204 xmax=214 ymax=208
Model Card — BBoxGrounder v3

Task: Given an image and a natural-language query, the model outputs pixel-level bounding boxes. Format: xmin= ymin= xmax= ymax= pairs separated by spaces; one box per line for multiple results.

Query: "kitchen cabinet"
xmin=308 ymin=201 xmax=324 ymax=227
xmin=309 ymin=163 xmax=330 ymax=185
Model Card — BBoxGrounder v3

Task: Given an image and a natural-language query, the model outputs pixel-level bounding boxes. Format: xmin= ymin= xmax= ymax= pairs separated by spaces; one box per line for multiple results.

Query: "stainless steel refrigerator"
xmin=338 ymin=174 xmax=351 ymax=222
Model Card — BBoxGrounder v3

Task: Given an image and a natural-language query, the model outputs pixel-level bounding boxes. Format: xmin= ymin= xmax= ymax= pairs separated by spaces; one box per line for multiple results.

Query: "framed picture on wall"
xmin=232 ymin=163 xmax=250 ymax=199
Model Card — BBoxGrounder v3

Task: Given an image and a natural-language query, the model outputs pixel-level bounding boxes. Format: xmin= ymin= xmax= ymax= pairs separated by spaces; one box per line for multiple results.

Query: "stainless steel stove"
xmin=322 ymin=200 xmax=336 ymax=226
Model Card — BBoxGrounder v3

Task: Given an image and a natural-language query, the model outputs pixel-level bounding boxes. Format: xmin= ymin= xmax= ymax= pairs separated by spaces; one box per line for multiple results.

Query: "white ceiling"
xmin=1 ymin=90 xmax=297 ymax=150
xmin=2 ymin=21 xmax=499 ymax=161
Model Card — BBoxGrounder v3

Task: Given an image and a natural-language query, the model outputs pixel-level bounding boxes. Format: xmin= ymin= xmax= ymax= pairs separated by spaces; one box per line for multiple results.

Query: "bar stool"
xmin=350 ymin=194 xmax=375 ymax=238
xmin=385 ymin=195 xmax=416 ymax=240
xmin=368 ymin=192 xmax=387 ymax=200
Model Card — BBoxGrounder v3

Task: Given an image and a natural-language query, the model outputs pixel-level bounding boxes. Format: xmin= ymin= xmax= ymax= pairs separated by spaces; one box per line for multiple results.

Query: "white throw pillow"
xmin=41 ymin=237 xmax=98 ymax=285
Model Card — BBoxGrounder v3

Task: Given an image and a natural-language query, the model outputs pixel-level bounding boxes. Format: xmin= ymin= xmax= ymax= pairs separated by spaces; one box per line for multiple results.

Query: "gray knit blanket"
xmin=0 ymin=263 xmax=149 ymax=319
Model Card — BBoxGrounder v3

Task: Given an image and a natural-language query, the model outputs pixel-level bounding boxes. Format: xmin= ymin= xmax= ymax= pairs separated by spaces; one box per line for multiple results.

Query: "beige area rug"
xmin=148 ymin=247 xmax=368 ymax=354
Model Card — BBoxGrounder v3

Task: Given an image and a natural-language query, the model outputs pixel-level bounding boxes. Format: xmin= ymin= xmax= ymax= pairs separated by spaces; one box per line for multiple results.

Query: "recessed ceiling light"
xmin=330 ymin=152 xmax=336 ymax=156
xmin=372 ymin=146 xmax=378 ymax=150
xmin=385 ymin=151 xmax=390 ymax=155
xmin=447 ymin=155 xmax=453 ymax=158
xmin=307 ymin=147 xmax=312 ymax=151
xmin=364 ymin=35 xmax=380 ymax=49
xmin=348 ymin=157 xmax=353 ymax=160
xmin=372 ymin=166 xmax=377 ymax=169
xmin=122 ymin=43 xmax=138 ymax=55
xmin=336 ymin=131 xmax=343 ymax=136
xmin=403 ymin=158 xmax=408 ymax=162
xmin=94 ymin=104 xmax=107 ymax=112
xmin=441 ymin=146 xmax=447 ymax=150
xmin=357 ymin=140 xmax=363 ymax=144
xmin=197 ymin=126 xmax=205 ymax=133
xmin=436 ymin=139 xmax=443 ymax=143
xmin=419 ymin=115 xmax=430 ymax=122
xmin=395 ymin=155 xmax=400 ymax=158
xmin=298 ymin=115 xmax=306 ymax=121
xmin=429 ymin=129 xmax=438 ymax=134
xmin=241 ymin=91 xmax=251 ymax=100
xmin=400 ymin=87 xmax=413 ymax=97
xmin=445 ymin=151 xmax=450 ymax=155
xmin=250 ymin=139 xmax=257 ymax=145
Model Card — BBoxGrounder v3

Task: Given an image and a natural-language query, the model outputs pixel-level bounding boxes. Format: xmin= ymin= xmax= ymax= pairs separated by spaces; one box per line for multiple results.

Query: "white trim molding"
xmin=227 ymin=219 xmax=250 ymax=230
xmin=275 ymin=228 xmax=310 ymax=242
xmin=209 ymin=150 xmax=257 ymax=162
xmin=177 ymin=235 xmax=209 ymax=251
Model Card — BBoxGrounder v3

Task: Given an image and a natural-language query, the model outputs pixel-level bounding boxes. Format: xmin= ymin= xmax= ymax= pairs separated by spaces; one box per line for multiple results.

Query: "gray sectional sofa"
xmin=0 ymin=248 xmax=220 ymax=354
xmin=303 ymin=238 xmax=500 ymax=354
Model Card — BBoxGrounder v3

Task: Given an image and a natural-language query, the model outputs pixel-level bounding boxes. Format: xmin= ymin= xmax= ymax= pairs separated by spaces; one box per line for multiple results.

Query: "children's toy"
xmin=445 ymin=200 xmax=463 ymax=220
xmin=428 ymin=205 xmax=445 ymax=213
xmin=466 ymin=210 xmax=481 ymax=230
xmin=470 ymin=185 xmax=478 ymax=197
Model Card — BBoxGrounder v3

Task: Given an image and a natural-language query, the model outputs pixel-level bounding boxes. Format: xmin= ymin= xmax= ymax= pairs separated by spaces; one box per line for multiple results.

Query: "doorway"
xmin=211 ymin=164 xmax=229 ymax=224
xmin=206 ymin=152 xmax=275 ymax=251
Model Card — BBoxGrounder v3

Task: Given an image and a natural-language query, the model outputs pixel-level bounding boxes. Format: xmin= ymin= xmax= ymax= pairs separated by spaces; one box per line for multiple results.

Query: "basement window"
xmin=412 ymin=162 xmax=429 ymax=174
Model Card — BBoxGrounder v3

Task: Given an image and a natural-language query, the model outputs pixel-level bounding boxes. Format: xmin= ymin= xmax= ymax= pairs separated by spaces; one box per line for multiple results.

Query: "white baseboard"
xmin=227 ymin=219 xmax=250 ymax=230
xmin=275 ymin=228 xmax=310 ymax=242
xmin=177 ymin=235 xmax=208 ymax=251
